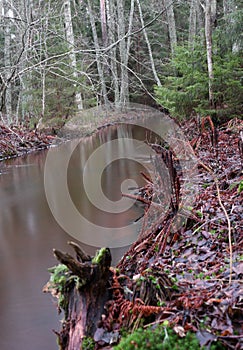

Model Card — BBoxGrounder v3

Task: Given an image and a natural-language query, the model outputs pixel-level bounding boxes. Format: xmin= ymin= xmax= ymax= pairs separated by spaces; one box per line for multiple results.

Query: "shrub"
xmin=154 ymin=41 xmax=243 ymax=120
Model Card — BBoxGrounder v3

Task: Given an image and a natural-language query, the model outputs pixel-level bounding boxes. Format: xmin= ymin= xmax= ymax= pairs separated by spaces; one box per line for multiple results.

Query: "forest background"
xmin=0 ymin=0 xmax=242 ymax=126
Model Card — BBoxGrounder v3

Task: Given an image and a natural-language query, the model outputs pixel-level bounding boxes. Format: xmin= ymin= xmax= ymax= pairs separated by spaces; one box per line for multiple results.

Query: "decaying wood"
xmin=68 ymin=241 xmax=91 ymax=262
xmin=45 ymin=242 xmax=175 ymax=349
xmin=44 ymin=245 xmax=112 ymax=350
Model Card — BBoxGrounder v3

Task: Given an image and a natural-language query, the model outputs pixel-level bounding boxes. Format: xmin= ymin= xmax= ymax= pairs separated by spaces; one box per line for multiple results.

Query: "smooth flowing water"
xmin=0 ymin=122 xmax=157 ymax=350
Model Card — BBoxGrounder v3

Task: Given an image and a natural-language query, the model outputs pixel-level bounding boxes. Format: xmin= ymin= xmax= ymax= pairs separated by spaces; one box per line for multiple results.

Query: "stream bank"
xmin=0 ymin=104 xmax=162 ymax=160
xmin=44 ymin=116 xmax=243 ymax=349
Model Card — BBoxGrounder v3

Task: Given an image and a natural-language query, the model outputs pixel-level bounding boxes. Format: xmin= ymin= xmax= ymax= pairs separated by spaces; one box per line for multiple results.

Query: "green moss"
xmin=48 ymin=264 xmax=70 ymax=286
xmin=114 ymin=326 xmax=225 ymax=350
xmin=81 ymin=336 xmax=95 ymax=350
xmin=91 ymin=247 xmax=108 ymax=265
xmin=114 ymin=327 xmax=198 ymax=350
xmin=238 ymin=180 xmax=243 ymax=194
xmin=46 ymin=264 xmax=83 ymax=311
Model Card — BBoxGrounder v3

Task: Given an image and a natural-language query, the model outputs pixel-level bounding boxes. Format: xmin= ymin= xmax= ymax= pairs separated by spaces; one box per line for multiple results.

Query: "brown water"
xmin=0 ymin=123 xmax=154 ymax=350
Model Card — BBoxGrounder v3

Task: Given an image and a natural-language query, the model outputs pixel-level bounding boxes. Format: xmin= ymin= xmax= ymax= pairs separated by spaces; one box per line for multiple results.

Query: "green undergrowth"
xmin=114 ymin=326 xmax=225 ymax=350
xmin=81 ymin=336 xmax=95 ymax=350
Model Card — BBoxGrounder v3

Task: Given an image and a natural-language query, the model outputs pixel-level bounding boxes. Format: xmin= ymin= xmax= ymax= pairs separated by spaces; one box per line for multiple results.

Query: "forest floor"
xmin=108 ymin=116 xmax=243 ymax=349
xmin=43 ymin=114 xmax=242 ymax=350
xmin=1 ymin=112 xmax=242 ymax=349
xmin=0 ymin=122 xmax=57 ymax=160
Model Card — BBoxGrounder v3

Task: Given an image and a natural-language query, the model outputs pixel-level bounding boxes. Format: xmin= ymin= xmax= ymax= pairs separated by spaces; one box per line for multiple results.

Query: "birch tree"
xmin=136 ymin=0 xmax=161 ymax=86
xmin=105 ymin=0 xmax=134 ymax=108
xmin=204 ymin=0 xmax=214 ymax=106
xmin=124 ymin=0 xmax=135 ymax=93
xmin=210 ymin=0 xmax=217 ymax=26
xmin=196 ymin=0 xmax=204 ymax=41
xmin=116 ymin=0 xmax=128 ymax=107
xmin=105 ymin=0 xmax=119 ymax=105
xmin=17 ymin=0 xmax=36 ymax=120
xmin=1 ymin=0 xmax=40 ymax=121
xmin=2 ymin=0 xmax=13 ymax=122
xmin=188 ymin=0 xmax=197 ymax=48
xmin=100 ymin=0 xmax=107 ymax=47
xmin=87 ymin=0 xmax=108 ymax=105
xmin=0 ymin=0 xmax=241 ymax=123
xmin=163 ymin=0 xmax=177 ymax=57
xmin=63 ymin=0 xmax=83 ymax=110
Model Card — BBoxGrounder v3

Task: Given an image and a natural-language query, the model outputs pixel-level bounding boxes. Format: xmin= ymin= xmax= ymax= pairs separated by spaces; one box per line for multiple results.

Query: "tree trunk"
xmin=106 ymin=0 xmax=120 ymax=106
xmin=100 ymin=0 xmax=108 ymax=47
xmin=43 ymin=245 xmax=112 ymax=350
xmin=223 ymin=0 xmax=239 ymax=52
xmin=136 ymin=0 xmax=161 ymax=86
xmin=87 ymin=0 xmax=108 ymax=105
xmin=204 ymin=0 xmax=214 ymax=107
xmin=63 ymin=0 xmax=83 ymax=110
xmin=188 ymin=0 xmax=197 ymax=49
xmin=0 ymin=0 xmax=3 ymax=21
xmin=116 ymin=0 xmax=129 ymax=108
xmin=164 ymin=0 xmax=177 ymax=57
xmin=3 ymin=1 xmax=13 ymax=123
xmin=123 ymin=0 xmax=135 ymax=103
xmin=210 ymin=0 xmax=217 ymax=27
xmin=196 ymin=0 xmax=204 ymax=42
xmin=4 ymin=28 xmax=12 ymax=122
xmin=17 ymin=0 xmax=35 ymax=121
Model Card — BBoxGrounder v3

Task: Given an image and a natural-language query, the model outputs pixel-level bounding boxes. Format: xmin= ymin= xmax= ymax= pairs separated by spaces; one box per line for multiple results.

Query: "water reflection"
xmin=68 ymin=125 xmax=148 ymax=228
xmin=0 ymin=152 xmax=66 ymax=350
xmin=0 ymin=122 xmax=153 ymax=350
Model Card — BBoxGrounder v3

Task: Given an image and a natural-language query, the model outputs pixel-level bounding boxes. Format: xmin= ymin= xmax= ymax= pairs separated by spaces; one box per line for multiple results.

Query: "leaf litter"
xmin=99 ymin=117 xmax=243 ymax=349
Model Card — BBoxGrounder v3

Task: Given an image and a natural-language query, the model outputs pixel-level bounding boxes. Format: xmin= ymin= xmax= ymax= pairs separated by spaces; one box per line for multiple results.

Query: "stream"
xmin=0 ymin=119 xmax=162 ymax=350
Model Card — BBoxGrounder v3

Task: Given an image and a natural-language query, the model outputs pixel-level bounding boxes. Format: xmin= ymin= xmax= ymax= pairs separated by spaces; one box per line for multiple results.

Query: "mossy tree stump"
xmin=43 ymin=242 xmax=112 ymax=350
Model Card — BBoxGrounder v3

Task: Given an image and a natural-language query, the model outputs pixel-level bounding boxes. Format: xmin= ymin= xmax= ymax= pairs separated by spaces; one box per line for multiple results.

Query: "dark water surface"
xmin=0 ymin=122 xmax=156 ymax=350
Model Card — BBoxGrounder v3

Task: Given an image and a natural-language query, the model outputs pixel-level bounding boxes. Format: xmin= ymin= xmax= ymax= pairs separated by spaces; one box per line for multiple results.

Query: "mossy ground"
xmin=114 ymin=326 xmax=225 ymax=350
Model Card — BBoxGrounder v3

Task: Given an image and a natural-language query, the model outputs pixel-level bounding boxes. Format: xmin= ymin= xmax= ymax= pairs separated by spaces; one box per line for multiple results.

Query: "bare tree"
xmin=86 ymin=0 xmax=108 ymax=105
xmin=204 ymin=0 xmax=214 ymax=106
xmin=64 ymin=0 xmax=83 ymax=110
xmin=163 ymin=0 xmax=177 ymax=57
xmin=136 ymin=0 xmax=161 ymax=86
xmin=105 ymin=0 xmax=119 ymax=105
xmin=2 ymin=0 xmax=13 ymax=122
xmin=102 ymin=0 xmax=135 ymax=108
xmin=196 ymin=0 xmax=204 ymax=42
xmin=188 ymin=0 xmax=197 ymax=48
xmin=211 ymin=0 xmax=217 ymax=26
xmin=100 ymin=0 xmax=107 ymax=46
xmin=1 ymin=0 xmax=39 ymax=121
xmin=116 ymin=0 xmax=129 ymax=107
xmin=1 ymin=0 xmax=240 ymax=123
xmin=124 ymin=0 xmax=135 ymax=95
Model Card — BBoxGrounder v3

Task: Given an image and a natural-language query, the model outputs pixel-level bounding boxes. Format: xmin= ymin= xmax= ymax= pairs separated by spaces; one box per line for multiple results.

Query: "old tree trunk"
xmin=43 ymin=243 xmax=112 ymax=350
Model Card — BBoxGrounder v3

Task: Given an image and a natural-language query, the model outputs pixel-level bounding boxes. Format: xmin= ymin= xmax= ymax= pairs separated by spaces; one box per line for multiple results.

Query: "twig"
xmin=140 ymin=171 xmax=153 ymax=183
xmin=3 ymin=124 xmax=25 ymax=143
xmin=143 ymin=312 xmax=175 ymax=328
xmin=199 ymin=161 xmax=233 ymax=284
xmin=122 ymin=192 xmax=151 ymax=206
xmin=192 ymin=217 xmax=223 ymax=235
